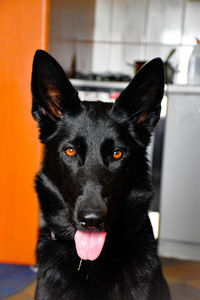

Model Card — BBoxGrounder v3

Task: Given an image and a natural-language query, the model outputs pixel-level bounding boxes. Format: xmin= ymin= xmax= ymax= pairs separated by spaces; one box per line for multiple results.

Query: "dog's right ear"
xmin=31 ymin=50 xmax=81 ymax=122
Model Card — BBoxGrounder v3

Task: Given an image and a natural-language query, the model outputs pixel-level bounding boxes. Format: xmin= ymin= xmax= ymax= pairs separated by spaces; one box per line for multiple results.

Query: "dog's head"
xmin=31 ymin=50 xmax=164 ymax=260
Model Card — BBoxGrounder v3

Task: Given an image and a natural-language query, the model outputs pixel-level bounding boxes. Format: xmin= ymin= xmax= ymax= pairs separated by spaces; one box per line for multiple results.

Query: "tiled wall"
xmin=50 ymin=0 xmax=200 ymax=84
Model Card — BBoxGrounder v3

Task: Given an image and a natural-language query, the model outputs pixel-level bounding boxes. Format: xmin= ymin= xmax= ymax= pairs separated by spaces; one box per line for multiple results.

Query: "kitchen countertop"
xmin=70 ymin=78 xmax=128 ymax=89
xmin=71 ymin=79 xmax=200 ymax=94
xmin=167 ymin=84 xmax=200 ymax=94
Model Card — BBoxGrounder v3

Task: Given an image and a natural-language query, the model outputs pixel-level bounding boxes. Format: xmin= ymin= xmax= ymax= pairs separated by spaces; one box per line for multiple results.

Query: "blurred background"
xmin=50 ymin=0 xmax=199 ymax=84
xmin=0 ymin=0 xmax=200 ymax=299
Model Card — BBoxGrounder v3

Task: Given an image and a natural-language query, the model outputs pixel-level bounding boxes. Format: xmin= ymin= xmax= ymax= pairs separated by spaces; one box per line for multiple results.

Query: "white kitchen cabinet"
xmin=159 ymin=85 xmax=200 ymax=261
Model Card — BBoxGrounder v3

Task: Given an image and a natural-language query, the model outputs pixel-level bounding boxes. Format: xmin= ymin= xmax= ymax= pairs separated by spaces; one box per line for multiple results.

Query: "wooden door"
xmin=0 ymin=0 xmax=49 ymax=265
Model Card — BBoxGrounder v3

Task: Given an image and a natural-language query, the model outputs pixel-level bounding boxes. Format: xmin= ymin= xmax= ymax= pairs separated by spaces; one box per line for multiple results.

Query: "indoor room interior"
xmin=0 ymin=0 xmax=200 ymax=299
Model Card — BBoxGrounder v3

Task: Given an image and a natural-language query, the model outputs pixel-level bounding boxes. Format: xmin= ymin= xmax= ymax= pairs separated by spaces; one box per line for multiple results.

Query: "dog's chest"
xmin=56 ymin=263 xmax=145 ymax=300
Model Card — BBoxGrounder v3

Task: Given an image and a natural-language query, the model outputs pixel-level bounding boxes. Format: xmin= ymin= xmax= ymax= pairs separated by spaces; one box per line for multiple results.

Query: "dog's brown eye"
xmin=113 ymin=150 xmax=123 ymax=160
xmin=65 ymin=147 xmax=76 ymax=157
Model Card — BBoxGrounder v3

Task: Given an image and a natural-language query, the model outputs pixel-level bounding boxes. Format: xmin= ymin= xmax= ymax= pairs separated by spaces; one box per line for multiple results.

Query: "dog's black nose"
xmin=78 ymin=210 xmax=107 ymax=230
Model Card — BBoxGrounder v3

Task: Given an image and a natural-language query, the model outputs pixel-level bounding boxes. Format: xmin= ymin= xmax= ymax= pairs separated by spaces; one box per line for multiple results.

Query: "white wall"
xmin=49 ymin=0 xmax=200 ymax=83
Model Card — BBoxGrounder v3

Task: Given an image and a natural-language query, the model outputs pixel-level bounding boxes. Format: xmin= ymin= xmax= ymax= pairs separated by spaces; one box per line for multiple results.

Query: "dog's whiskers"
xmin=77 ymin=259 xmax=83 ymax=271
xmin=51 ymin=231 xmax=56 ymax=240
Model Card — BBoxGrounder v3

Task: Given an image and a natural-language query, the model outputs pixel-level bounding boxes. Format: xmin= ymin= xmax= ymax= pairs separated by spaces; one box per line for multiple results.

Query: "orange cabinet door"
xmin=0 ymin=0 xmax=49 ymax=265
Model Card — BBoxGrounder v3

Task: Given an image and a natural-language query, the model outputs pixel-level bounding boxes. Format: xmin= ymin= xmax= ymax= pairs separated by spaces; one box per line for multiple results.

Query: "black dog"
xmin=31 ymin=50 xmax=171 ymax=300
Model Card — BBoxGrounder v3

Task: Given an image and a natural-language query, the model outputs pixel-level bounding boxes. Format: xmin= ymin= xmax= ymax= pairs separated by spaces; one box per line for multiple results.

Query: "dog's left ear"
xmin=112 ymin=58 xmax=164 ymax=145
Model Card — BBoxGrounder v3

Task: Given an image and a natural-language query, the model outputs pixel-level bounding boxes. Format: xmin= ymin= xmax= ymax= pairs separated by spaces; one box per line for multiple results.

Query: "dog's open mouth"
xmin=74 ymin=231 xmax=107 ymax=261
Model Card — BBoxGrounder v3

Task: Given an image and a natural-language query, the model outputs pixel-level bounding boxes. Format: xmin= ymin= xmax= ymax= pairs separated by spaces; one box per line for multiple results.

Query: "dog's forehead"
xmin=61 ymin=102 xmax=119 ymax=141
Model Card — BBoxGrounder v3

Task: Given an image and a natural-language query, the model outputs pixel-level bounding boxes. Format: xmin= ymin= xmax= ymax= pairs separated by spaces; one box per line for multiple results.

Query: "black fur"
xmin=31 ymin=50 xmax=171 ymax=300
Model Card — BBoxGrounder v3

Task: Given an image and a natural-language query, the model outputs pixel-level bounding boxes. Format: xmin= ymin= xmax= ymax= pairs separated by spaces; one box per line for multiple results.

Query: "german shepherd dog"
xmin=31 ymin=50 xmax=171 ymax=300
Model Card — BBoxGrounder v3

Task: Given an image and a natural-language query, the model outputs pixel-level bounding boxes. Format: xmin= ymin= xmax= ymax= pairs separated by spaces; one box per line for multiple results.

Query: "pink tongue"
xmin=74 ymin=231 xmax=107 ymax=261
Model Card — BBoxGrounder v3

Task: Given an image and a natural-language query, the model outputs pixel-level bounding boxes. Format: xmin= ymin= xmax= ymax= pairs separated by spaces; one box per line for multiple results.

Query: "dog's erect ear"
xmin=31 ymin=50 xmax=81 ymax=122
xmin=112 ymin=58 xmax=164 ymax=145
